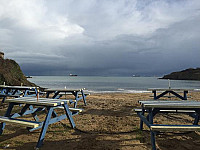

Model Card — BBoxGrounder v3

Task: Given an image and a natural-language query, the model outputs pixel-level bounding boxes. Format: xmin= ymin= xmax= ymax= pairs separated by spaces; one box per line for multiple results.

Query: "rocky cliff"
xmin=0 ymin=58 xmax=36 ymax=86
xmin=161 ymin=68 xmax=200 ymax=80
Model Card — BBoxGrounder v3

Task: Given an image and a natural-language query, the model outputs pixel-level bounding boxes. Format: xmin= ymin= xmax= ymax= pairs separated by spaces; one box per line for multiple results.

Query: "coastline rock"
xmin=161 ymin=68 xmax=200 ymax=80
xmin=0 ymin=58 xmax=36 ymax=86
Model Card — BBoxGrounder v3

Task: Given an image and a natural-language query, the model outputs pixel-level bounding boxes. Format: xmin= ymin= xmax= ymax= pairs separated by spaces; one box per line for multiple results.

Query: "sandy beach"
xmin=1 ymin=92 xmax=200 ymax=150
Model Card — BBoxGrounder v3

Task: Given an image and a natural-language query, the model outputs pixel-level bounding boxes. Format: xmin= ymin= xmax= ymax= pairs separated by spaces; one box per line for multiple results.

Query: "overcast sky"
xmin=0 ymin=0 xmax=200 ymax=76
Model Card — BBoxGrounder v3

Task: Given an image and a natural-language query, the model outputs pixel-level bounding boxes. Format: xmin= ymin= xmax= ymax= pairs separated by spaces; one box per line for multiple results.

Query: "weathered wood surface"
xmin=147 ymin=88 xmax=193 ymax=91
xmin=150 ymin=125 xmax=200 ymax=131
xmin=0 ymin=85 xmax=37 ymax=90
xmin=0 ymin=116 xmax=39 ymax=128
xmin=139 ymin=100 xmax=200 ymax=108
xmin=5 ymin=98 xmax=65 ymax=106
xmin=134 ymin=108 xmax=195 ymax=113
xmin=44 ymin=88 xmax=85 ymax=92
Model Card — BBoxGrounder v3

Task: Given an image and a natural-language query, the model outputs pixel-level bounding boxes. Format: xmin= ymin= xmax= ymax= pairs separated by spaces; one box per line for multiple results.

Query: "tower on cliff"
xmin=0 ymin=51 xmax=4 ymax=59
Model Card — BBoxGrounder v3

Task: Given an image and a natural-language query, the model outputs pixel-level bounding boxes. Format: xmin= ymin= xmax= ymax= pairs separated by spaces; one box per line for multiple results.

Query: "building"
xmin=0 ymin=51 xmax=4 ymax=59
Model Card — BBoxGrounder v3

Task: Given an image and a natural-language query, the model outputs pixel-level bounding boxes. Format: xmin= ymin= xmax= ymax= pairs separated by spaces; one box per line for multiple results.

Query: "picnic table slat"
xmin=5 ymin=99 xmax=60 ymax=106
xmin=0 ymin=116 xmax=40 ymax=128
xmin=44 ymin=88 xmax=84 ymax=92
xmin=150 ymin=125 xmax=200 ymax=132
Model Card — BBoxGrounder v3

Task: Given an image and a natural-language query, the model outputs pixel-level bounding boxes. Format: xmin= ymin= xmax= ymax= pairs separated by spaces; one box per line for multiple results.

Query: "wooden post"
xmin=65 ymin=86 xmax=66 ymax=99
xmin=168 ymin=79 xmax=171 ymax=98
xmin=37 ymin=88 xmax=39 ymax=102
xmin=168 ymin=79 xmax=171 ymax=89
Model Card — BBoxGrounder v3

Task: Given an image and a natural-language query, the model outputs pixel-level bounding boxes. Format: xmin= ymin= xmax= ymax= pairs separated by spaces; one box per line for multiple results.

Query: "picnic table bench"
xmin=44 ymin=88 xmax=89 ymax=108
xmin=135 ymin=100 xmax=200 ymax=150
xmin=0 ymin=97 xmax=82 ymax=149
xmin=0 ymin=85 xmax=38 ymax=103
xmin=148 ymin=88 xmax=193 ymax=100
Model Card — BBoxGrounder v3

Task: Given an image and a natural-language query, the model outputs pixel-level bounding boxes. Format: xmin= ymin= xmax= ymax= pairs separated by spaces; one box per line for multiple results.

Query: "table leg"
xmin=46 ymin=92 xmax=50 ymax=98
xmin=152 ymin=90 xmax=157 ymax=100
xmin=36 ymin=107 xmax=54 ymax=148
xmin=63 ymin=102 xmax=75 ymax=128
xmin=156 ymin=91 xmax=169 ymax=100
xmin=183 ymin=91 xmax=188 ymax=100
xmin=140 ymin=108 xmax=145 ymax=130
xmin=0 ymin=103 xmax=14 ymax=134
xmin=149 ymin=109 xmax=156 ymax=150
xmin=72 ymin=91 xmax=78 ymax=108
xmin=81 ymin=89 xmax=87 ymax=106
xmin=52 ymin=91 xmax=60 ymax=99
xmin=194 ymin=109 xmax=200 ymax=125
xmin=169 ymin=91 xmax=186 ymax=100
xmin=1 ymin=96 xmax=6 ymax=104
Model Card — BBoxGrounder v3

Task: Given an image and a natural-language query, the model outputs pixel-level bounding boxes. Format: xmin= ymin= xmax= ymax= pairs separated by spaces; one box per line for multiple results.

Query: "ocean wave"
xmin=194 ymin=89 xmax=200 ymax=91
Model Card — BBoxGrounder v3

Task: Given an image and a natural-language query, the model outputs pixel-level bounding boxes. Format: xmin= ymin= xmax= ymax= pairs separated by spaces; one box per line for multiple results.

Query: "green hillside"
xmin=161 ymin=68 xmax=200 ymax=80
xmin=0 ymin=58 xmax=36 ymax=86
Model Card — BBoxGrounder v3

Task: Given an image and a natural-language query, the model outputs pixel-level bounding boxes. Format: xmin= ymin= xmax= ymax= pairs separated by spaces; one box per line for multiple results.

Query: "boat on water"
xmin=26 ymin=76 xmax=32 ymax=78
xmin=132 ymin=75 xmax=140 ymax=77
xmin=69 ymin=74 xmax=77 ymax=76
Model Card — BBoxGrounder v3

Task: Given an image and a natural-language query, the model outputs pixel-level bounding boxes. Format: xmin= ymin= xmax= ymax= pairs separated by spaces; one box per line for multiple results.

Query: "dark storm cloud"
xmin=0 ymin=0 xmax=200 ymax=76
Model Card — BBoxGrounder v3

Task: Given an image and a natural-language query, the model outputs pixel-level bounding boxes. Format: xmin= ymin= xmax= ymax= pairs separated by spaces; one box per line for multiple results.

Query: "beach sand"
xmin=1 ymin=92 xmax=200 ymax=149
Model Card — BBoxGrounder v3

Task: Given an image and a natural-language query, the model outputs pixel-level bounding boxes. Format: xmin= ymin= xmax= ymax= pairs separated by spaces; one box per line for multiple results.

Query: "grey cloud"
xmin=0 ymin=0 xmax=200 ymax=76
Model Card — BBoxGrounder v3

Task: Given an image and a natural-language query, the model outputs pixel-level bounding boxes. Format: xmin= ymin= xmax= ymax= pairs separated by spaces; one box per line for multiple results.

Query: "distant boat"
xmin=69 ymin=74 xmax=77 ymax=76
xmin=132 ymin=75 xmax=140 ymax=77
xmin=26 ymin=76 xmax=32 ymax=78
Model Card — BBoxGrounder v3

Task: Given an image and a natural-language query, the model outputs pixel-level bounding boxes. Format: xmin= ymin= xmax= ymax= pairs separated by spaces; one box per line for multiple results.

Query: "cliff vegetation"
xmin=0 ymin=58 xmax=36 ymax=86
xmin=161 ymin=68 xmax=200 ymax=80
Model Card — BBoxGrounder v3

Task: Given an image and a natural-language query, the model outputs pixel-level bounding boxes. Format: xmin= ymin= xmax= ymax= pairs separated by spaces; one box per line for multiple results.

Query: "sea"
xmin=27 ymin=76 xmax=200 ymax=93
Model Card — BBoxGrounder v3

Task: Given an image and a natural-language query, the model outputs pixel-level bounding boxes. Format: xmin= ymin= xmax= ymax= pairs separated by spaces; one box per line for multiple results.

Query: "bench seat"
xmin=57 ymin=107 xmax=83 ymax=112
xmin=150 ymin=124 xmax=200 ymax=132
xmin=134 ymin=108 xmax=195 ymax=113
xmin=0 ymin=116 xmax=40 ymax=128
xmin=0 ymin=94 xmax=21 ymax=98
xmin=150 ymin=96 xmax=191 ymax=98
xmin=58 ymin=92 xmax=90 ymax=96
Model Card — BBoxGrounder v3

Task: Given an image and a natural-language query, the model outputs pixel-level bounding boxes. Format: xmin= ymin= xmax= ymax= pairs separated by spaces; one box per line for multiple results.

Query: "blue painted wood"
xmin=152 ymin=89 xmax=188 ymax=100
xmin=155 ymin=91 xmax=169 ymax=100
xmin=169 ymin=91 xmax=186 ymax=100
xmin=0 ymin=103 xmax=14 ymax=134
xmin=139 ymin=108 xmax=145 ymax=130
xmin=184 ymin=90 xmax=188 ymax=100
xmin=52 ymin=91 xmax=60 ymax=99
xmin=150 ymin=124 xmax=200 ymax=127
xmin=149 ymin=109 xmax=156 ymax=150
xmin=36 ymin=107 xmax=54 ymax=148
xmin=81 ymin=89 xmax=87 ymax=106
xmin=136 ymin=101 xmax=200 ymax=150
xmin=193 ymin=109 xmax=200 ymax=125
xmin=63 ymin=102 xmax=76 ymax=128
xmin=137 ymin=112 xmax=151 ymax=128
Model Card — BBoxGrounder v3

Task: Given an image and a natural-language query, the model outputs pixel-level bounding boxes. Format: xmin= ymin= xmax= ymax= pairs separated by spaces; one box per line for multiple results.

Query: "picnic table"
xmin=0 ymin=85 xmax=38 ymax=103
xmin=135 ymin=100 xmax=200 ymax=150
xmin=148 ymin=88 xmax=192 ymax=100
xmin=44 ymin=88 xmax=89 ymax=108
xmin=0 ymin=97 xmax=82 ymax=149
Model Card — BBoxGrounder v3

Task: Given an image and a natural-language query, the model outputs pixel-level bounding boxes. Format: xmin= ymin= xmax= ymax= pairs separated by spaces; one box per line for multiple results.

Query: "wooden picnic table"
xmin=44 ymin=88 xmax=89 ymax=108
xmin=135 ymin=100 xmax=200 ymax=150
xmin=148 ymin=88 xmax=193 ymax=100
xmin=0 ymin=85 xmax=39 ymax=103
xmin=0 ymin=97 xmax=82 ymax=149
